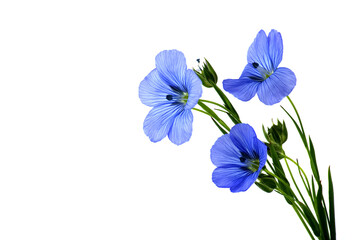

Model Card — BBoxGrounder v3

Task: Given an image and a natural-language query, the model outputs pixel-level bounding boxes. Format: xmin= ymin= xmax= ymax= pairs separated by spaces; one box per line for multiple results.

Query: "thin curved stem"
xmin=263 ymin=168 xmax=288 ymax=186
xmin=269 ymin=170 xmax=316 ymax=240
xmin=285 ymin=155 xmax=314 ymax=206
xmin=199 ymin=99 xmax=240 ymax=125
xmin=196 ymin=101 xmax=231 ymax=132
xmin=198 ymin=99 xmax=227 ymax=110
xmin=292 ymin=205 xmax=316 ymax=240
xmin=274 ymin=186 xmax=316 ymax=240
xmin=287 ymin=96 xmax=306 ymax=140
xmin=284 ymin=157 xmax=310 ymax=210
xmin=212 ymin=84 xmax=241 ymax=123
xmin=266 ymin=161 xmax=276 ymax=173
xmin=284 ymin=156 xmax=310 ymax=187
xmin=193 ymin=107 xmax=210 ymax=116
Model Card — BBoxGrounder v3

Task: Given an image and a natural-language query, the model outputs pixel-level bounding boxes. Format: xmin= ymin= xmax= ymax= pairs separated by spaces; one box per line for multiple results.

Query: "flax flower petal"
xmin=268 ymin=29 xmax=283 ymax=70
xmin=212 ymin=166 xmax=251 ymax=189
xmin=257 ymin=67 xmax=296 ymax=105
xmin=168 ymin=109 xmax=193 ymax=145
xmin=247 ymin=30 xmax=273 ymax=72
xmin=211 ymin=134 xmax=245 ymax=167
xmin=223 ymin=64 xmax=262 ymax=102
xmin=143 ymin=104 xmax=183 ymax=143
xmin=184 ymin=69 xmax=202 ymax=110
xmin=155 ymin=50 xmax=187 ymax=91
xmin=139 ymin=69 xmax=171 ymax=107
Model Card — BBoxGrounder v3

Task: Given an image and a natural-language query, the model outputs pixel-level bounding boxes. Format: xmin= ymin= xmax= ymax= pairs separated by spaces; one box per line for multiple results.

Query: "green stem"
xmin=270 ymin=172 xmax=316 ymax=240
xmin=263 ymin=168 xmax=293 ymax=195
xmin=212 ymin=84 xmax=241 ymax=124
xmin=211 ymin=118 xmax=229 ymax=135
xmin=197 ymin=101 xmax=231 ymax=132
xmin=284 ymin=156 xmax=310 ymax=188
xmin=199 ymin=99 xmax=240 ymax=122
xmin=193 ymin=107 xmax=210 ymax=116
xmin=193 ymin=108 xmax=229 ymax=134
xmin=284 ymin=157 xmax=310 ymax=210
xmin=198 ymin=99 xmax=226 ymax=110
xmin=285 ymin=156 xmax=314 ymax=206
xmin=287 ymin=96 xmax=306 ymax=141
xmin=292 ymin=204 xmax=316 ymax=240
xmin=321 ymin=198 xmax=331 ymax=234
xmin=266 ymin=161 xmax=276 ymax=175
xmin=274 ymin=187 xmax=316 ymax=240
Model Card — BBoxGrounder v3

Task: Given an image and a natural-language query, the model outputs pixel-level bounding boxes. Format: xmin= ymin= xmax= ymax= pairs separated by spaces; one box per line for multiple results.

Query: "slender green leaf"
xmin=199 ymin=99 xmax=227 ymax=110
xmin=269 ymin=144 xmax=285 ymax=178
xmin=282 ymin=120 xmax=288 ymax=142
xmin=298 ymin=202 xmax=320 ymax=237
xmin=311 ymin=177 xmax=316 ymax=203
xmin=211 ymin=118 xmax=228 ymax=135
xmin=194 ymin=106 xmax=228 ymax=134
xmin=227 ymin=113 xmax=239 ymax=125
xmin=281 ymin=106 xmax=308 ymax=148
xmin=213 ymin=84 xmax=240 ymax=123
xmin=295 ymin=159 xmax=312 ymax=200
xmin=192 ymin=107 xmax=210 ymax=116
xmin=262 ymin=125 xmax=270 ymax=142
xmin=291 ymin=204 xmax=316 ymax=240
xmin=269 ymin=144 xmax=293 ymax=204
xmin=328 ymin=167 xmax=336 ymax=239
xmin=287 ymin=96 xmax=306 ymax=138
xmin=316 ymin=184 xmax=330 ymax=240
xmin=309 ymin=136 xmax=320 ymax=183
xmin=266 ymin=161 xmax=276 ymax=173
xmin=214 ymin=108 xmax=229 ymax=115
xmin=284 ymin=158 xmax=310 ymax=211
xmin=199 ymin=99 xmax=239 ymax=125
xmin=197 ymin=101 xmax=230 ymax=131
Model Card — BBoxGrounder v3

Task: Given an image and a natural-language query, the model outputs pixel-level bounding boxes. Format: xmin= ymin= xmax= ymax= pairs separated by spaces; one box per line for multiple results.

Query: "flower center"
xmin=252 ymin=62 xmax=273 ymax=80
xmin=181 ymin=92 xmax=189 ymax=104
xmin=239 ymin=151 xmax=260 ymax=172
xmin=247 ymin=159 xmax=260 ymax=172
xmin=166 ymin=92 xmax=189 ymax=105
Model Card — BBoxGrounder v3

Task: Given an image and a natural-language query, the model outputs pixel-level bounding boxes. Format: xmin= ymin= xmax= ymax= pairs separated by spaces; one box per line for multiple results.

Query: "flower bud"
xmin=193 ymin=58 xmax=218 ymax=88
xmin=255 ymin=173 xmax=277 ymax=193
xmin=269 ymin=120 xmax=287 ymax=145
xmin=263 ymin=120 xmax=288 ymax=157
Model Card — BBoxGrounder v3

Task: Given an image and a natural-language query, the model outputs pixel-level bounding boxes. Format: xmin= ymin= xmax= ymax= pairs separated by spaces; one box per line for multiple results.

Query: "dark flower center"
xmin=166 ymin=91 xmax=189 ymax=105
xmin=248 ymin=159 xmax=260 ymax=172
xmin=165 ymin=87 xmax=189 ymax=105
xmin=239 ymin=151 xmax=260 ymax=172
xmin=251 ymin=62 xmax=272 ymax=80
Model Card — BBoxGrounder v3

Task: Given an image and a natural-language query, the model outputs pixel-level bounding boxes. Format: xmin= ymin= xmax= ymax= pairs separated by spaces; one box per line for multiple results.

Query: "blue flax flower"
xmin=139 ymin=50 xmax=202 ymax=145
xmin=223 ymin=29 xmax=296 ymax=105
xmin=211 ymin=123 xmax=267 ymax=192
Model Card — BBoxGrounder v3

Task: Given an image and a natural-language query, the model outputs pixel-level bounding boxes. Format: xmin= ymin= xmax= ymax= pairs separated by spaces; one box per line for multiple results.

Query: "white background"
xmin=1 ymin=0 xmax=359 ymax=239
